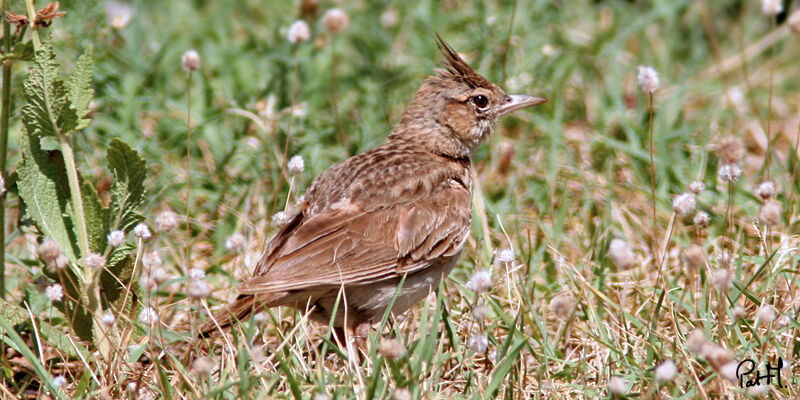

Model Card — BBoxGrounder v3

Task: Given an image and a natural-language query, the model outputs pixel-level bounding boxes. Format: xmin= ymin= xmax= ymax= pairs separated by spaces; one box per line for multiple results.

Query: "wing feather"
xmin=239 ymin=180 xmax=471 ymax=294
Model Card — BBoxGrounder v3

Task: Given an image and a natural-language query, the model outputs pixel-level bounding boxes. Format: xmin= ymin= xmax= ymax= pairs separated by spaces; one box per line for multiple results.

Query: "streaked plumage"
xmin=200 ymin=36 xmax=545 ymax=337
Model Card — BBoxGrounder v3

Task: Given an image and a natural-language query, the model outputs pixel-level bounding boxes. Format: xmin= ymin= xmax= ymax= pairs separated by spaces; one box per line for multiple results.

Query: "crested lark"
xmin=200 ymin=36 xmax=546 ymax=339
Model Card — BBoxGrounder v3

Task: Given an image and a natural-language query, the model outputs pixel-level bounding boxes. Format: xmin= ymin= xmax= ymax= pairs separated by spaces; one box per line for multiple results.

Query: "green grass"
xmin=1 ymin=0 xmax=799 ymax=398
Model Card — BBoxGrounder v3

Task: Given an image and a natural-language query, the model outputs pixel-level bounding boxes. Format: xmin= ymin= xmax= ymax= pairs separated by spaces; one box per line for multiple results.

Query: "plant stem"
xmin=24 ymin=0 xmax=40 ymax=51
xmin=185 ymin=70 xmax=192 ymax=274
xmin=0 ymin=0 xmax=12 ymax=299
xmin=270 ymin=48 xmax=300 ymax=216
xmin=763 ymin=16 xmax=775 ymax=181
xmin=501 ymin=0 xmax=519 ymax=83
xmin=58 ymin=135 xmax=108 ymax=357
xmin=648 ymin=92 xmax=657 ymax=265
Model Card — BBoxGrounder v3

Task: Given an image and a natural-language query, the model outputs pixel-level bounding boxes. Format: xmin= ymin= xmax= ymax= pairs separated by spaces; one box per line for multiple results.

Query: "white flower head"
xmin=686 ymin=328 xmax=706 ymax=354
xmin=608 ymin=239 xmax=635 ymax=270
xmin=272 ymin=211 xmax=291 ymax=227
xmin=151 ymin=267 xmax=171 ymax=285
xmin=138 ymin=306 xmax=158 ymax=324
xmin=758 ymin=200 xmax=782 ymax=226
xmin=253 ymin=312 xmax=269 ymax=324
xmin=156 ymin=210 xmax=179 ymax=232
xmin=39 ymin=238 xmax=61 ymax=262
xmin=84 ymin=253 xmax=106 ymax=270
xmin=466 ymin=269 xmax=492 ymax=293
xmin=496 ymin=248 xmax=514 ymax=264
xmin=142 ymin=250 xmax=162 ymax=269
xmin=473 ymin=305 xmax=489 ymax=323
xmin=107 ymin=230 xmax=126 ymax=248
xmin=790 ymin=10 xmax=800 ymax=34
xmin=0 ymin=173 xmax=5 ymax=196
xmin=102 ymin=311 xmax=116 ymax=327
xmin=52 ymin=375 xmax=67 ymax=389
xmin=225 ymin=232 xmax=247 ymax=253
xmin=693 ymin=211 xmax=710 ymax=228
xmin=182 ymin=49 xmax=200 ymax=72
xmin=379 ymin=337 xmax=406 ymax=359
xmin=46 ymin=284 xmax=64 ymax=302
xmin=637 ymin=65 xmax=659 ymax=93
xmin=468 ymin=333 xmax=488 ymax=353
xmin=393 ymin=388 xmax=411 ymax=400
xmin=761 ymin=0 xmax=783 ymax=16
xmin=720 ymin=361 xmax=739 ymax=381
xmin=380 ymin=8 xmax=399 ymax=27
xmin=688 ymin=180 xmax=705 ymax=194
xmin=549 ymin=294 xmax=577 ymax=320
xmin=655 ymin=360 xmax=677 ymax=382
xmin=287 ymin=20 xmax=310 ymax=44
xmin=188 ymin=279 xmax=211 ymax=299
xmin=608 ymin=376 xmax=629 ymax=395
xmin=755 ymin=304 xmax=776 ymax=324
xmin=287 ymin=155 xmax=305 ymax=175
xmin=188 ymin=268 xmax=205 ymax=280
xmin=717 ymin=164 xmax=742 ymax=183
xmin=709 ymin=268 xmax=734 ymax=291
xmin=133 ymin=223 xmax=152 ymax=240
xmin=672 ymin=192 xmax=696 ymax=217
xmin=755 ymin=181 xmax=776 ymax=200
xmin=322 ymin=8 xmax=350 ymax=33
xmin=192 ymin=357 xmax=214 ymax=377
xmin=746 ymin=384 xmax=769 ymax=396
xmin=48 ymin=254 xmax=69 ymax=273
xmin=106 ymin=2 xmax=133 ymax=29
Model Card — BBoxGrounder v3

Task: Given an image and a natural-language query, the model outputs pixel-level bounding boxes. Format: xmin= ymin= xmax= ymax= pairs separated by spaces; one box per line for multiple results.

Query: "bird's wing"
xmin=238 ymin=180 xmax=471 ymax=294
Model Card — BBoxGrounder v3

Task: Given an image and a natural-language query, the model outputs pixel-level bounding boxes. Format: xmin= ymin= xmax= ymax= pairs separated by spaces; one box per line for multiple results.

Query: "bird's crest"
xmin=435 ymin=34 xmax=492 ymax=89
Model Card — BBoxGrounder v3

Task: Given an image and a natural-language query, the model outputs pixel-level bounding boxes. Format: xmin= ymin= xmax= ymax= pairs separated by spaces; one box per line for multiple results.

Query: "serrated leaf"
xmin=0 ymin=298 xmax=28 ymax=332
xmin=37 ymin=317 xmax=91 ymax=359
xmin=17 ymin=131 xmax=80 ymax=263
xmin=20 ymin=40 xmax=79 ymax=138
xmin=66 ymin=47 xmax=94 ymax=130
xmin=106 ymin=139 xmax=146 ymax=233
xmin=101 ymin=251 xmax=135 ymax=308
xmin=80 ymin=178 xmax=106 ymax=253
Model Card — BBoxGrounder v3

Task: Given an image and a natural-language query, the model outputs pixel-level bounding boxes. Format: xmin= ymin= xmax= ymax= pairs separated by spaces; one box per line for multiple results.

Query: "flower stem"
xmin=185 ymin=70 xmax=193 ymax=274
xmin=58 ymin=135 xmax=108 ymax=357
xmin=24 ymin=0 xmax=40 ymax=51
xmin=501 ymin=0 xmax=519 ymax=83
xmin=648 ymin=92 xmax=657 ymax=265
xmin=0 ymin=0 xmax=13 ymax=299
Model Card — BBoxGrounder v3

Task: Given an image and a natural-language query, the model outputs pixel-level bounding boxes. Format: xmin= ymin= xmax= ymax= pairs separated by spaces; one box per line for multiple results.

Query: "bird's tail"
xmin=198 ymin=295 xmax=262 ymax=337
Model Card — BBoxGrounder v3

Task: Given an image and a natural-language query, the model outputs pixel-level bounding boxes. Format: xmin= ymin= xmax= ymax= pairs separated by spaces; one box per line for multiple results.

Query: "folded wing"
xmin=239 ymin=180 xmax=471 ymax=294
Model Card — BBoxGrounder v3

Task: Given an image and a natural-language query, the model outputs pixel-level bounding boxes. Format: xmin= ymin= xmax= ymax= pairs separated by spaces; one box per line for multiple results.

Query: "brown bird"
xmin=200 ymin=36 xmax=546 ymax=341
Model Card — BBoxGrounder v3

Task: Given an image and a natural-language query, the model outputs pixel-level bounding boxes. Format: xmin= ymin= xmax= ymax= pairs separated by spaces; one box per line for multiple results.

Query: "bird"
xmin=199 ymin=35 xmax=546 ymax=342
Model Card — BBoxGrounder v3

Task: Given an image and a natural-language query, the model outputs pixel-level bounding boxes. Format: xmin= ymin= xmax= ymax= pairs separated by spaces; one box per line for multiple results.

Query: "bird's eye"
xmin=472 ymin=95 xmax=489 ymax=109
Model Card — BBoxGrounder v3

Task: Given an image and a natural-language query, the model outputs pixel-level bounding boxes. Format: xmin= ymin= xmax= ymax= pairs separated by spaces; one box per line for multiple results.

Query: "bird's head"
xmin=390 ymin=35 xmax=547 ymax=158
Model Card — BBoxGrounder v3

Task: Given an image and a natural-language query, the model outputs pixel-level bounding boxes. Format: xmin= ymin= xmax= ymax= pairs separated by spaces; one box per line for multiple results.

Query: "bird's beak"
xmin=498 ymin=94 xmax=547 ymax=116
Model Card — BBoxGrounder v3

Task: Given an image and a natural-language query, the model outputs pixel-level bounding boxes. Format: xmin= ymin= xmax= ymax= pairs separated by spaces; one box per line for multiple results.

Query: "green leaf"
xmin=0 ymin=315 xmax=68 ymax=400
xmin=485 ymin=339 xmax=526 ymax=399
xmin=66 ymin=47 xmax=94 ymax=130
xmin=0 ymin=298 xmax=28 ymax=332
xmin=20 ymin=40 xmax=79 ymax=138
xmin=81 ymin=178 xmax=106 ymax=253
xmin=106 ymin=138 xmax=147 ymax=234
xmin=101 ymin=251 xmax=135 ymax=308
xmin=17 ymin=131 xmax=80 ymax=263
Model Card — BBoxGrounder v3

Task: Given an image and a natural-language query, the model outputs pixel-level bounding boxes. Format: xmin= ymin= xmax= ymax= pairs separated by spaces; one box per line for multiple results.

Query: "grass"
xmin=1 ymin=0 xmax=799 ymax=398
